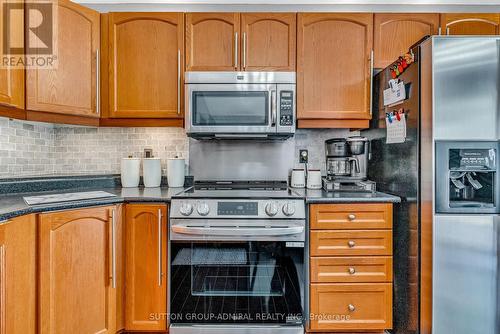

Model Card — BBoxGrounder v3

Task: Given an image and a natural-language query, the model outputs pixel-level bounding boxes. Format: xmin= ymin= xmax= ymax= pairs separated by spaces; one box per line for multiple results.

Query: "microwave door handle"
xmin=271 ymin=90 xmax=277 ymax=127
xmin=171 ymin=225 xmax=304 ymax=236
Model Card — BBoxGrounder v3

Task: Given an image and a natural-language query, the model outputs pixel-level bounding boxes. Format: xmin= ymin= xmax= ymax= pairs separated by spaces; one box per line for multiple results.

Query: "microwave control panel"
xmin=279 ymin=91 xmax=294 ymax=126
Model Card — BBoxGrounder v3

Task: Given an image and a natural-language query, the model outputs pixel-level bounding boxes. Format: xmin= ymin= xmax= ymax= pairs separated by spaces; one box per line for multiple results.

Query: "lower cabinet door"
xmin=309 ymin=283 xmax=392 ymax=331
xmin=38 ymin=206 xmax=117 ymax=334
xmin=0 ymin=215 xmax=36 ymax=334
xmin=125 ymin=204 xmax=168 ymax=331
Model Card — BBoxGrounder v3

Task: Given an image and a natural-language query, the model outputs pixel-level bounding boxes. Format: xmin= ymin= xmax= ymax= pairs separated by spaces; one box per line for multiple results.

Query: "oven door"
xmin=186 ymin=84 xmax=277 ymax=136
xmin=169 ymin=219 xmax=305 ymax=329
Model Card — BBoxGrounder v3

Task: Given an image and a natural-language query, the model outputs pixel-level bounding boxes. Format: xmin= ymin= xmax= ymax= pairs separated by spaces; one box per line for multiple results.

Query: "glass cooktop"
xmin=173 ymin=180 xmax=302 ymax=199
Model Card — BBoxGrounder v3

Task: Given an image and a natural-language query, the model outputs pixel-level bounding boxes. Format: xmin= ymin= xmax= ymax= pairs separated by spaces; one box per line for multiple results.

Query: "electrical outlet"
xmin=299 ymin=150 xmax=308 ymax=163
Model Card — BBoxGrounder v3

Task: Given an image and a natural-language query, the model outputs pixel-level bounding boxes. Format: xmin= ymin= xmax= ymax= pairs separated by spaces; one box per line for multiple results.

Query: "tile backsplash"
xmin=0 ymin=117 xmax=355 ymax=178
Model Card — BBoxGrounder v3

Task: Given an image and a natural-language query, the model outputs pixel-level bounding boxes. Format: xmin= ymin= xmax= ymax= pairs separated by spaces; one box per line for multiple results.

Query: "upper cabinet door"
xmin=374 ymin=14 xmax=439 ymax=69
xmin=0 ymin=0 xmax=24 ymax=111
xmin=186 ymin=13 xmax=239 ymax=71
xmin=108 ymin=13 xmax=184 ymax=118
xmin=240 ymin=13 xmax=296 ymax=71
xmin=297 ymin=13 xmax=373 ymax=123
xmin=441 ymin=13 xmax=500 ymax=35
xmin=26 ymin=0 xmax=100 ymax=117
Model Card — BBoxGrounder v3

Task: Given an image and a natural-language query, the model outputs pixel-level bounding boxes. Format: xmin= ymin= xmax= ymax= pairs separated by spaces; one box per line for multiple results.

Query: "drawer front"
xmin=310 ymin=203 xmax=392 ymax=230
xmin=309 ymin=283 xmax=393 ymax=331
xmin=310 ymin=230 xmax=393 ymax=256
xmin=310 ymin=256 xmax=393 ymax=283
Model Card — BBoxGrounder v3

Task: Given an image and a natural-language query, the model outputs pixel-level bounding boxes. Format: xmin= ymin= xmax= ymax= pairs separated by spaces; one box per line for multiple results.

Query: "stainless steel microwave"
xmin=185 ymin=72 xmax=296 ymax=140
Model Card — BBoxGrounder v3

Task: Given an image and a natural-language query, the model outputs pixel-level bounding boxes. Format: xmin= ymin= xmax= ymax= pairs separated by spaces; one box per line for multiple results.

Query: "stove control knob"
xmin=265 ymin=202 xmax=279 ymax=217
xmin=282 ymin=202 xmax=296 ymax=216
xmin=179 ymin=202 xmax=194 ymax=216
xmin=197 ymin=202 xmax=210 ymax=216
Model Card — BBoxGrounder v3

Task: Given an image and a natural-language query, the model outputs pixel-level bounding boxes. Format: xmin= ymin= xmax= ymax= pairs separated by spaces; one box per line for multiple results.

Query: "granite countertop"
xmin=0 ymin=186 xmax=187 ymax=222
xmin=0 ymin=175 xmax=401 ymax=222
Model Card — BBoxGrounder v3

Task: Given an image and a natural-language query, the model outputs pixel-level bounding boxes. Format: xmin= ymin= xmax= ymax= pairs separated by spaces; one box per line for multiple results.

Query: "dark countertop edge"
xmin=0 ymin=196 xmax=175 ymax=222
xmin=0 ymin=190 xmax=401 ymax=222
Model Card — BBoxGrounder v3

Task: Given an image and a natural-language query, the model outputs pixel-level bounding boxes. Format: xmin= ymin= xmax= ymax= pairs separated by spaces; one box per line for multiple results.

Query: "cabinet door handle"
xmin=271 ymin=90 xmax=277 ymax=127
xmin=369 ymin=49 xmax=374 ymax=117
xmin=96 ymin=48 xmax=100 ymax=115
xmin=111 ymin=209 xmax=116 ymax=289
xmin=348 ymin=267 xmax=356 ymax=275
xmin=177 ymin=49 xmax=181 ymax=115
xmin=158 ymin=208 xmax=163 ymax=287
xmin=348 ymin=304 xmax=356 ymax=312
xmin=234 ymin=32 xmax=239 ymax=69
xmin=242 ymin=32 xmax=247 ymax=70
xmin=348 ymin=240 xmax=356 ymax=248
xmin=348 ymin=214 xmax=356 ymax=221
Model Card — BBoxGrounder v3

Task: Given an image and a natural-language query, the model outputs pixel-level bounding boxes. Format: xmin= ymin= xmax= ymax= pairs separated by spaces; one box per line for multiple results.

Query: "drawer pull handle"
xmin=348 ymin=214 xmax=356 ymax=221
xmin=348 ymin=267 xmax=356 ymax=275
xmin=348 ymin=240 xmax=356 ymax=248
xmin=348 ymin=304 xmax=356 ymax=312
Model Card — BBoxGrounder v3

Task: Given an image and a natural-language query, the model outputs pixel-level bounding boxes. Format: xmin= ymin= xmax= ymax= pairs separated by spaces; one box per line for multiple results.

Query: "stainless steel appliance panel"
xmin=433 ymin=37 xmax=500 ymax=140
xmin=188 ymin=138 xmax=295 ymax=181
xmin=185 ymin=72 xmax=296 ymax=139
xmin=433 ymin=215 xmax=500 ymax=334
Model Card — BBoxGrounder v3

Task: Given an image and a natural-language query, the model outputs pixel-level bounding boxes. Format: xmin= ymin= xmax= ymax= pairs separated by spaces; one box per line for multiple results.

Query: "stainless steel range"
xmin=169 ymin=181 xmax=306 ymax=334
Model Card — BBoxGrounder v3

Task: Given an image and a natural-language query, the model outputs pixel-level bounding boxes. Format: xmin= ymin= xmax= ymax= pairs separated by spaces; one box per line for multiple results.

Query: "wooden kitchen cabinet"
xmin=38 ymin=206 xmax=118 ymax=334
xmin=297 ymin=13 xmax=373 ymax=129
xmin=125 ymin=204 xmax=168 ymax=331
xmin=106 ymin=12 xmax=184 ymax=120
xmin=240 ymin=13 xmax=296 ymax=71
xmin=0 ymin=215 xmax=36 ymax=334
xmin=374 ymin=13 xmax=439 ymax=69
xmin=186 ymin=13 xmax=240 ymax=71
xmin=441 ymin=13 xmax=500 ymax=35
xmin=26 ymin=0 xmax=100 ymax=124
xmin=0 ymin=0 xmax=24 ymax=119
xmin=309 ymin=203 xmax=394 ymax=332
xmin=186 ymin=13 xmax=296 ymax=71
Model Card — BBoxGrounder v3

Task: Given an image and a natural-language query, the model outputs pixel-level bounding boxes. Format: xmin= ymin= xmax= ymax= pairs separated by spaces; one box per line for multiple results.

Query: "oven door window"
xmin=192 ymin=91 xmax=269 ymax=126
xmin=171 ymin=242 xmax=304 ymax=325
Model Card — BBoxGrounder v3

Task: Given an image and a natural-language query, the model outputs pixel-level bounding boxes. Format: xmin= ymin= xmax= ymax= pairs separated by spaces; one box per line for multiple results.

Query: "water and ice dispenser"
xmin=435 ymin=141 xmax=500 ymax=213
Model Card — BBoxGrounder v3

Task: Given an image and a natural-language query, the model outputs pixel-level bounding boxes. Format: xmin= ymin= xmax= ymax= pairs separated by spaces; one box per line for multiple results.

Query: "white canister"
xmin=291 ymin=169 xmax=306 ymax=188
xmin=143 ymin=158 xmax=162 ymax=188
xmin=167 ymin=157 xmax=185 ymax=188
xmin=121 ymin=158 xmax=141 ymax=188
xmin=307 ymin=169 xmax=322 ymax=189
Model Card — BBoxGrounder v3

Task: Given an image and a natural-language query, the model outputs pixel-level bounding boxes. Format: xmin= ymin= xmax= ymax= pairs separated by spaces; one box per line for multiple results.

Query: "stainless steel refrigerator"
xmin=363 ymin=36 xmax=500 ymax=334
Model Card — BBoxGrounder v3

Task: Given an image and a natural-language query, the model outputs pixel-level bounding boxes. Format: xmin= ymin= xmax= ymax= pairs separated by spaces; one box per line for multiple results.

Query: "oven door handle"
xmin=171 ymin=225 xmax=304 ymax=236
